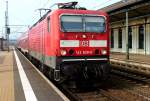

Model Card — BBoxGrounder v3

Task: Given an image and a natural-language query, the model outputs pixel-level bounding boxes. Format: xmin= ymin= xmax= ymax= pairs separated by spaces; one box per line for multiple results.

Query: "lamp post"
xmin=126 ymin=9 xmax=129 ymax=60
xmin=123 ymin=0 xmax=129 ymax=60
xmin=5 ymin=1 xmax=10 ymax=52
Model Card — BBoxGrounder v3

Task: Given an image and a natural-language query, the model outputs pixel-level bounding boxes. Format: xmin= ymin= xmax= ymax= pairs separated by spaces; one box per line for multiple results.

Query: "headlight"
xmin=82 ymin=34 xmax=87 ymax=39
xmin=101 ymin=49 xmax=107 ymax=55
xmin=60 ymin=49 xmax=67 ymax=56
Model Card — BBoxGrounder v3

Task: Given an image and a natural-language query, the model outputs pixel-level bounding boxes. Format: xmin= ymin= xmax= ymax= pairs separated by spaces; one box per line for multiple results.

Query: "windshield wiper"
xmin=61 ymin=21 xmax=67 ymax=32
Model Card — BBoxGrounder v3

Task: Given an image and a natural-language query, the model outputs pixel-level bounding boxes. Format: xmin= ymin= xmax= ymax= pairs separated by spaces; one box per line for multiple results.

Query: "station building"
xmin=100 ymin=0 xmax=150 ymax=55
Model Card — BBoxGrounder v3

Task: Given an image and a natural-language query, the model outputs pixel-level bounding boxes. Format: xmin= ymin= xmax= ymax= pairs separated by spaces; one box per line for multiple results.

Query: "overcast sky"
xmin=0 ymin=0 xmax=121 ymax=39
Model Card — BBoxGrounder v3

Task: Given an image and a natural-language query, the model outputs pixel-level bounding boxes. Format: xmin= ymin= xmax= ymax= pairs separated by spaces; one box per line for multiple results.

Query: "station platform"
xmin=110 ymin=52 xmax=150 ymax=64
xmin=110 ymin=52 xmax=150 ymax=76
xmin=0 ymin=49 xmax=69 ymax=101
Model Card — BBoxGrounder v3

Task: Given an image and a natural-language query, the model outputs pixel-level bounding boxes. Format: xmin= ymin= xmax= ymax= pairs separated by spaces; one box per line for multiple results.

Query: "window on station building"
xmin=138 ymin=25 xmax=144 ymax=49
xmin=47 ymin=17 xmax=50 ymax=32
xmin=118 ymin=28 xmax=122 ymax=48
xmin=128 ymin=26 xmax=132 ymax=49
xmin=111 ymin=29 xmax=114 ymax=48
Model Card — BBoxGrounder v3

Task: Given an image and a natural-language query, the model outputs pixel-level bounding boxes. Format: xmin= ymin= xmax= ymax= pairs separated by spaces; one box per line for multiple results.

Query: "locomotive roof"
xmin=30 ymin=10 xmax=51 ymax=30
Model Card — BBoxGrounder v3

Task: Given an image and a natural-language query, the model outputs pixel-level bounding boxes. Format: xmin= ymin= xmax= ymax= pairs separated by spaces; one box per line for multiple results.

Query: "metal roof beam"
xmin=109 ymin=1 xmax=150 ymax=16
xmin=111 ymin=13 xmax=150 ymax=24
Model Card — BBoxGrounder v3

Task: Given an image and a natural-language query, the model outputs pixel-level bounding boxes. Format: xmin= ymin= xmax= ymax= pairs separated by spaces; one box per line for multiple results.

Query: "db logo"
xmin=80 ymin=40 xmax=89 ymax=47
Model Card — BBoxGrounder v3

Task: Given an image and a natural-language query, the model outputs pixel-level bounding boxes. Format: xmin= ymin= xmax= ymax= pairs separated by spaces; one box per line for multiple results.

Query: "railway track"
xmin=111 ymin=69 xmax=150 ymax=84
xmin=111 ymin=69 xmax=150 ymax=101
xmin=61 ymin=68 xmax=150 ymax=101
xmin=76 ymin=89 xmax=123 ymax=101
xmin=61 ymin=85 xmax=123 ymax=101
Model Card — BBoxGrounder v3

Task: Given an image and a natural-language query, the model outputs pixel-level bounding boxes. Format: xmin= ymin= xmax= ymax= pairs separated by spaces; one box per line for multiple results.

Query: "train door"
xmin=40 ymin=22 xmax=45 ymax=72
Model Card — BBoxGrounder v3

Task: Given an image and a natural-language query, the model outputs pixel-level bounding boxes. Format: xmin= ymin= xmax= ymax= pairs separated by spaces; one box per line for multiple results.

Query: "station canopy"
xmin=99 ymin=0 xmax=150 ymax=23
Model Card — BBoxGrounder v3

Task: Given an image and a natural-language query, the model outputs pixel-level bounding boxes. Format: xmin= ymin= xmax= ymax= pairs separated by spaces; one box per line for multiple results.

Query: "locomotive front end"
xmin=57 ymin=11 xmax=111 ymax=81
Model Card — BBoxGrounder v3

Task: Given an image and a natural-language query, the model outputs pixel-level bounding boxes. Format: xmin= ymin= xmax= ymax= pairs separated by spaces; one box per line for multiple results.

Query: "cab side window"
xmin=47 ymin=17 xmax=50 ymax=32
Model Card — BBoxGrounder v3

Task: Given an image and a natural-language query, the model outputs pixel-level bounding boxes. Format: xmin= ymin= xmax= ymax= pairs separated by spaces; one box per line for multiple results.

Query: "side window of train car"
xmin=47 ymin=17 xmax=50 ymax=32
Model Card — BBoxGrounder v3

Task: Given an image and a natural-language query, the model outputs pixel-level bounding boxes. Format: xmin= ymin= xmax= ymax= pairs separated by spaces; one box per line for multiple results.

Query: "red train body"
xmin=17 ymin=3 xmax=110 ymax=82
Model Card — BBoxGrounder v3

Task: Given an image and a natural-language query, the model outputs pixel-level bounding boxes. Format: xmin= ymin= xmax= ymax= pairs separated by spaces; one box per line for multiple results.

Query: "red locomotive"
xmin=17 ymin=2 xmax=110 ymax=82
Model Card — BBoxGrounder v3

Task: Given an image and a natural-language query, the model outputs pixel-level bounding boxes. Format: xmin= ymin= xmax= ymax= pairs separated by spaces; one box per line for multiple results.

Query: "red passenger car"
xmin=17 ymin=2 xmax=111 ymax=82
xmin=17 ymin=32 xmax=28 ymax=55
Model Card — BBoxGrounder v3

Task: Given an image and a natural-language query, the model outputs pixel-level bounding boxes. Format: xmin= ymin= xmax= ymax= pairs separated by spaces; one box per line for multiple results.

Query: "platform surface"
xmin=0 ymin=49 xmax=69 ymax=101
xmin=110 ymin=52 xmax=150 ymax=64
xmin=0 ymin=51 xmax=15 ymax=101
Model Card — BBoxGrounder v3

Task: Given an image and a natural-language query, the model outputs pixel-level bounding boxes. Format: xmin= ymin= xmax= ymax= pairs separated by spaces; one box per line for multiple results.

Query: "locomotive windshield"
xmin=60 ymin=15 xmax=106 ymax=33
xmin=61 ymin=15 xmax=83 ymax=32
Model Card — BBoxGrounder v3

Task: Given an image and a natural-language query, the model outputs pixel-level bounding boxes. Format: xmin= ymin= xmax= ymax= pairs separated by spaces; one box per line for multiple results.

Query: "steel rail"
xmin=111 ymin=69 xmax=150 ymax=101
xmin=98 ymin=89 xmax=123 ymax=101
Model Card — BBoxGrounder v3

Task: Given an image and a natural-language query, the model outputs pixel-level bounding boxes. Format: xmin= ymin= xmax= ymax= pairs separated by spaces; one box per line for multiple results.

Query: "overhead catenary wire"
xmin=92 ymin=0 xmax=112 ymax=9
xmin=41 ymin=0 xmax=51 ymax=8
